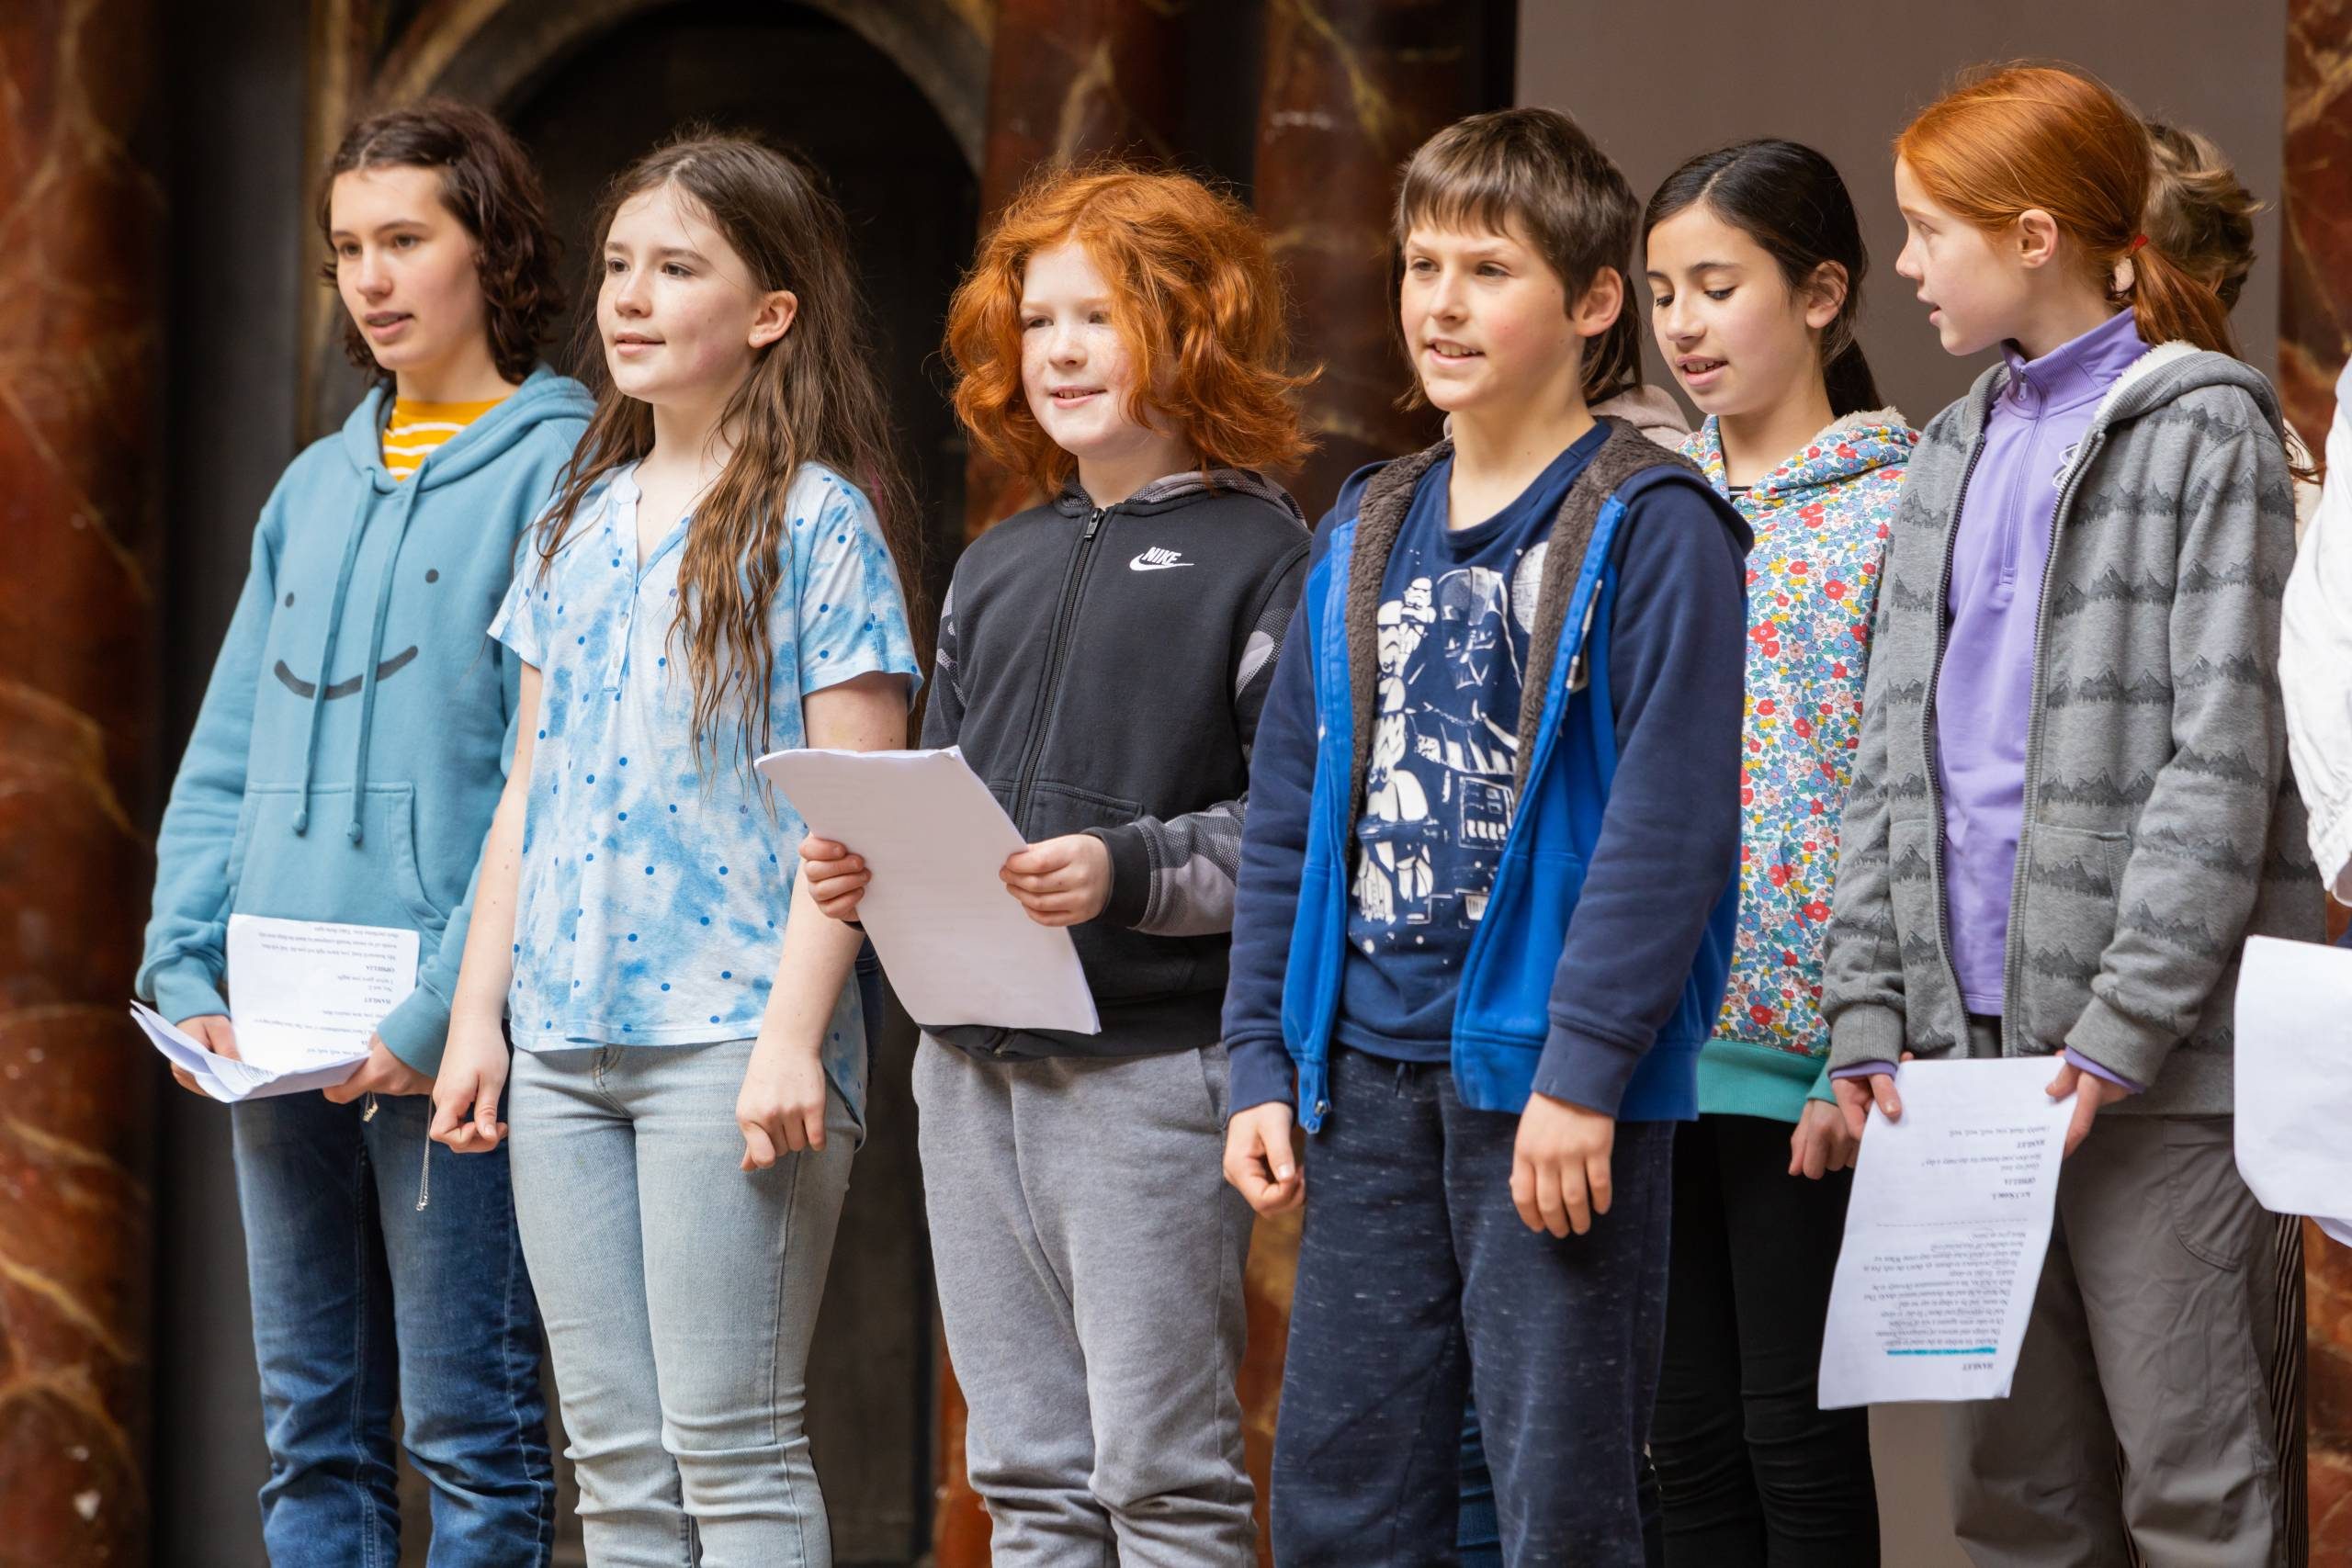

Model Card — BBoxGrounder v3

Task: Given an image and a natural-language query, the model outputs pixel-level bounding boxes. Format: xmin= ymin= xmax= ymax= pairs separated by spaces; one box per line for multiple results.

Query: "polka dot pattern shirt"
xmin=489 ymin=461 xmax=920 ymax=1130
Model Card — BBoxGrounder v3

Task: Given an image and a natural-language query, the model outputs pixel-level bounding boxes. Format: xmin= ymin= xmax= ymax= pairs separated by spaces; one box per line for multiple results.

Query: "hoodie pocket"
xmin=2016 ymin=825 xmax=2127 ymax=1050
xmin=1023 ymin=780 xmax=1205 ymax=1004
xmin=229 ymin=783 xmax=447 ymax=936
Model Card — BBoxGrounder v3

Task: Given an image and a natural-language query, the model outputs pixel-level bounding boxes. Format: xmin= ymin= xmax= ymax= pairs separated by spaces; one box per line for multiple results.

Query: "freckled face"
xmin=1894 ymin=158 xmax=2030 ymax=357
xmin=329 ymin=165 xmax=491 ymax=379
xmin=1017 ymin=240 xmax=1168 ymax=468
xmin=598 ymin=182 xmax=789 ymax=409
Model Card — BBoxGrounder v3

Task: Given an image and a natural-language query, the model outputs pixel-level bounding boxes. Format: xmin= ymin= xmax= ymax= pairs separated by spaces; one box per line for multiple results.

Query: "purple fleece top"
xmin=1835 ymin=310 xmax=2147 ymax=1092
xmin=1939 ymin=309 xmax=2149 ymax=1014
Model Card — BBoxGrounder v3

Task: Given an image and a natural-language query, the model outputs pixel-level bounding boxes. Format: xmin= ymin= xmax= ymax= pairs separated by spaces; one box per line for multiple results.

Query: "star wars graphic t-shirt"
xmin=1338 ymin=423 xmax=1608 ymax=1059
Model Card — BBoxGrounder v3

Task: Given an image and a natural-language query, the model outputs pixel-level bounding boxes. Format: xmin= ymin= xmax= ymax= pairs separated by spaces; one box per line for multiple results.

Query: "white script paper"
xmin=226 ymin=914 xmax=418 ymax=1069
xmin=2235 ymin=935 xmax=2352 ymax=1247
xmin=1817 ymin=1057 xmax=2071 ymax=1408
xmin=130 ymin=1002 xmax=370 ymax=1103
xmin=128 ymin=916 xmax=416 ymax=1102
xmin=757 ymin=747 xmax=1100 ymax=1034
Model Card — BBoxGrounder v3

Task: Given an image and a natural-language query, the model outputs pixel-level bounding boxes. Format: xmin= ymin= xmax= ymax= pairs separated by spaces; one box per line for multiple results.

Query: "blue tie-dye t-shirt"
xmin=488 ymin=460 xmax=921 ymax=1130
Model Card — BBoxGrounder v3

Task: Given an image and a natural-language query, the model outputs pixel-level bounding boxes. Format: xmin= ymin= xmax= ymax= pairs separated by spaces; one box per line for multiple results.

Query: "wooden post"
xmin=0 ymin=0 xmax=164 ymax=1562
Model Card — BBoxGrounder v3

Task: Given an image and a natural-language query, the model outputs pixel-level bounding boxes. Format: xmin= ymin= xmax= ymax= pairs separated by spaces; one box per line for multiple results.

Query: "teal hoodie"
xmin=140 ymin=367 xmax=594 ymax=1074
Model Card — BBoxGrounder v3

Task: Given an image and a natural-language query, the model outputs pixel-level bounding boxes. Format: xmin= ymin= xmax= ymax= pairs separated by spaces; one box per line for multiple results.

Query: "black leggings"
xmin=1649 ymin=1112 xmax=1878 ymax=1566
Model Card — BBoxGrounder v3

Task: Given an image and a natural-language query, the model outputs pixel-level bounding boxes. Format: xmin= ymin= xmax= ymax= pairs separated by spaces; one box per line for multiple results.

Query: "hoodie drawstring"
xmin=345 ymin=479 xmax=424 ymax=844
xmin=291 ymin=487 xmax=382 ymax=837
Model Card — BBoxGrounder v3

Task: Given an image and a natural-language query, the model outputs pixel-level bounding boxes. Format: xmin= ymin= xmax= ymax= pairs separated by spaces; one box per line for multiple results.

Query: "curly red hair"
xmin=944 ymin=164 xmax=1314 ymax=494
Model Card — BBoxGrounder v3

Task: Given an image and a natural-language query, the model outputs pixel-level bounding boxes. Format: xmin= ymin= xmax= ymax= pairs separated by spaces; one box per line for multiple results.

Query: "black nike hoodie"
xmin=922 ymin=468 xmax=1309 ymax=1060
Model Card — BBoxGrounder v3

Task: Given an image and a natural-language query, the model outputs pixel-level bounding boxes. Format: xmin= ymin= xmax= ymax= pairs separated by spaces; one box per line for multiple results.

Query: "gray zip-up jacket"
xmin=1823 ymin=342 xmax=2324 ymax=1113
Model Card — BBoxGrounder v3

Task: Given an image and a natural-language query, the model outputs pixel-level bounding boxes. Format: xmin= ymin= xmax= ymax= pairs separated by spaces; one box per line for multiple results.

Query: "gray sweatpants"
xmin=913 ymin=1037 xmax=1256 ymax=1567
xmin=1947 ymin=1111 xmax=2284 ymax=1567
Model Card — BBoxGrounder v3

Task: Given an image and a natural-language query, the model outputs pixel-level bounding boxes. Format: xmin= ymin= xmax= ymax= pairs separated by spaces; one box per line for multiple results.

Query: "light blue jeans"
xmin=508 ymin=1041 xmax=854 ymax=1567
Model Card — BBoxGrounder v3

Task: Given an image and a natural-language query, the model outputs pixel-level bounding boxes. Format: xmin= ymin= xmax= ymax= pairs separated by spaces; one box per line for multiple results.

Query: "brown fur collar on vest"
xmin=1342 ymin=417 xmax=1706 ymax=825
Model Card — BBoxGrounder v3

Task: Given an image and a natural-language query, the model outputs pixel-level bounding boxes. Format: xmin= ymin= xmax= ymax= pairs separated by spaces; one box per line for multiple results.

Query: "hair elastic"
xmin=2129 ymin=233 xmax=2150 ymax=253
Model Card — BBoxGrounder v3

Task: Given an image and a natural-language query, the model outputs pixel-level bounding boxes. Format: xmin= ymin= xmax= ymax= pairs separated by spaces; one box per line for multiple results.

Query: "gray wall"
xmin=1519 ymin=0 xmax=2285 ymax=430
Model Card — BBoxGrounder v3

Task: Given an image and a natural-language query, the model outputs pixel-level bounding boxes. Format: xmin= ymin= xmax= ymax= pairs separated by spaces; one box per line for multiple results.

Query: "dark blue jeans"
xmin=1272 ymin=1046 xmax=1674 ymax=1567
xmin=1460 ymin=1407 xmax=1664 ymax=1567
xmin=232 ymin=1089 xmax=554 ymax=1567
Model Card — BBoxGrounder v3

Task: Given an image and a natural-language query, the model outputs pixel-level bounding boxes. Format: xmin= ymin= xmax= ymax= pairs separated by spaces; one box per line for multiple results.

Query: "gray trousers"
xmin=1947 ymin=1110 xmax=2285 ymax=1567
xmin=913 ymin=1037 xmax=1256 ymax=1567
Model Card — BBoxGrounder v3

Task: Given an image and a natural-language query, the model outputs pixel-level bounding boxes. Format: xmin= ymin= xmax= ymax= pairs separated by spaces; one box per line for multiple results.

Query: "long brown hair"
xmin=1895 ymin=64 xmax=2237 ymax=358
xmin=538 ymin=131 xmax=925 ymax=777
xmin=318 ymin=99 xmax=561 ymax=387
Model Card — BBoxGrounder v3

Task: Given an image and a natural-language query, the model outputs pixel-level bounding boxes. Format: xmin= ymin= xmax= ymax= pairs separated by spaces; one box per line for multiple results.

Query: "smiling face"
xmin=329 ymin=165 xmax=492 ymax=389
xmin=1016 ymin=239 xmax=1174 ymax=473
xmin=598 ymin=181 xmax=795 ymax=412
xmin=1894 ymin=157 xmax=2035 ymax=357
xmin=1645 ymin=202 xmax=1839 ymax=422
xmin=1398 ymin=220 xmax=1595 ymax=419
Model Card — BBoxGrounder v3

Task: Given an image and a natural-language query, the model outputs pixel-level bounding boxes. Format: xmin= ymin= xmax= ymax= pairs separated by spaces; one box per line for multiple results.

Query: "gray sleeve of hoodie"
xmin=2064 ymin=422 xmax=2298 ymax=1085
xmin=1090 ymin=550 xmax=1307 ymax=937
xmin=1821 ymin=505 xmax=1912 ymax=1071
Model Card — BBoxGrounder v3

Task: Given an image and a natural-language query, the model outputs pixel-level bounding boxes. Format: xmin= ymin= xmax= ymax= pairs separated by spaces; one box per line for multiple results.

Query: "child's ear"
xmin=1569 ymin=265 xmax=1625 ymax=342
xmin=1804 ymin=261 xmax=1849 ymax=332
xmin=749 ymin=288 xmax=799 ymax=350
xmin=2014 ymin=209 xmax=2063 ymax=272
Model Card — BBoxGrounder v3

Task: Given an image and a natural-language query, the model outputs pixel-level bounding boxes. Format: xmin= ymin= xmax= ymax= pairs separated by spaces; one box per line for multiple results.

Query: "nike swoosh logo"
xmin=1129 ymin=555 xmax=1193 ymax=570
xmin=274 ymin=646 xmax=420 ymax=699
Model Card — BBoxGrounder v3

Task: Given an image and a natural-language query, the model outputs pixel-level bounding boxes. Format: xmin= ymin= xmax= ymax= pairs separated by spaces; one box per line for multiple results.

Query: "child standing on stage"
xmin=138 ymin=101 xmax=584 ymax=1566
xmin=430 ymin=133 xmax=922 ymax=1566
xmin=1826 ymin=64 xmax=2321 ymax=1564
xmin=798 ymin=166 xmax=1312 ymax=1566
xmin=1640 ymin=137 xmax=1912 ymax=1567
xmin=1221 ymin=107 xmax=1750 ymax=1566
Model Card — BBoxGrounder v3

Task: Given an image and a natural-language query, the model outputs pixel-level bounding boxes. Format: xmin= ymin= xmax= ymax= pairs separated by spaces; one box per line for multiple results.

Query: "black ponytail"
xmin=1644 ymin=139 xmax=1883 ymax=418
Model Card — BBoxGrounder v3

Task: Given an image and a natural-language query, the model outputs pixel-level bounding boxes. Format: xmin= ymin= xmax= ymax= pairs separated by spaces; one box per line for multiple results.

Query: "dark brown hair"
xmin=1394 ymin=107 xmax=1643 ymax=408
xmin=537 ymin=130 xmax=925 ymax=778
xmin=944 ymin=163 xmax=1314 ymax=495
xmin=1645 ymin=139 xmax=1883 ymax=418
xmin=317 ymin=98 xmax=560 ymax=387
xmin=2143 ymin=120 xmax=2261 ymax=310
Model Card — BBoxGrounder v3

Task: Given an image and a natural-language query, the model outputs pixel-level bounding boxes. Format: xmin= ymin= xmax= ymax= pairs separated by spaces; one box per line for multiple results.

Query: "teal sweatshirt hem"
xmin=1695 ymin=1036 xmax=1834 ymax=1122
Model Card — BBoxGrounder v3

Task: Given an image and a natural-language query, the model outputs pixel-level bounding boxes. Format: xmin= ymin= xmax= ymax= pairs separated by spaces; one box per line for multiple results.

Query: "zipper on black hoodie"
xmin=1010 ymin=503 xmax=1111 ymax=828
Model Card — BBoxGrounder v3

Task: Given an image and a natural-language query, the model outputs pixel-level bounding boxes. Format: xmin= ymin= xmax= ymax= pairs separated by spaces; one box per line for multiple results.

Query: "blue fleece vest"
xmin=1279 ymin=466 xmax=1738 ymax=1132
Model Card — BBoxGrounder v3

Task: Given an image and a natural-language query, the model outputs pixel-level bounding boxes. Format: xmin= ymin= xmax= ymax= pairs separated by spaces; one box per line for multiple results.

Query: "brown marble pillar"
xmin=1254 ymin=0 xmax=1488 ymax=520
xmin=2285 ymin=7 xmax=2352 ymax=1560
xmin=959 ymin=0 xmax=1189 ymax=539
xmin=0 ymin=0 xmax=164 ymax=1563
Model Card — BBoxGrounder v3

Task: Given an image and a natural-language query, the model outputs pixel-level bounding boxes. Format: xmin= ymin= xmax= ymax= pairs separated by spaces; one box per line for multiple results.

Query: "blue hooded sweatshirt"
xmin=140 ymin=367 xmax=594 ymax=1074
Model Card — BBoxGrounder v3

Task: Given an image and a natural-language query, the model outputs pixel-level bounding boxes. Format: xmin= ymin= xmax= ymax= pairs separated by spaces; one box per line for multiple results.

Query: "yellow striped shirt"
xmin=382 ymin=396 xmax=506 ymax=480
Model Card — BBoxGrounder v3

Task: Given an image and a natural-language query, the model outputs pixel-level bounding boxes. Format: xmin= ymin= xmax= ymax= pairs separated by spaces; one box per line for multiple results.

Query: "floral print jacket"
xmin=1685 ymin=410 xmax=1916 ymax=1121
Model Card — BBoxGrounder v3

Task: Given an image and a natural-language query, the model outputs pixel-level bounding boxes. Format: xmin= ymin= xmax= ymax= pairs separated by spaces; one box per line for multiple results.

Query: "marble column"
xmin=2285 ymin=6 xmax=2352 ymax=1560
xmin=959 ymin=0 xmax=1188 ymax=538
xmin=0 ymin=0 xmax=164 ymax=1563
xmin=1254 ymin=0 xmax=1488 ymax=519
